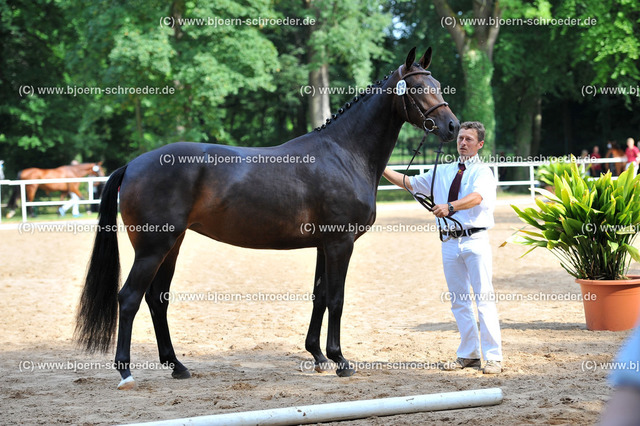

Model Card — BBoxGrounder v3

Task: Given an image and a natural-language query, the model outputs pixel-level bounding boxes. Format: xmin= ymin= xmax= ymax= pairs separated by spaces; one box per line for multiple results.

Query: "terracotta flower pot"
xmin=576 ymin=275 xmax=640 ymax=331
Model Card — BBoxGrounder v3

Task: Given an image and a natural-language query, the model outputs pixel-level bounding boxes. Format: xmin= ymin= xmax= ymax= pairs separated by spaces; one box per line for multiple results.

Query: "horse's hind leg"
xmin=114 ymin=235 xmax=181 ymax=390
xmin=324 ymin=235 xmax=356 ymax=377
xmin=305 ymin=248 xmax=331 ymax=372
xmin=144 ymin=232 xmax=190 ymax=380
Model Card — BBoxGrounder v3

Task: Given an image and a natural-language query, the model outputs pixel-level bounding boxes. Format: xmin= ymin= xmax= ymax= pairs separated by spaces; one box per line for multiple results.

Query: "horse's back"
xmin=19 ymin=168 xmax=45 ymax=180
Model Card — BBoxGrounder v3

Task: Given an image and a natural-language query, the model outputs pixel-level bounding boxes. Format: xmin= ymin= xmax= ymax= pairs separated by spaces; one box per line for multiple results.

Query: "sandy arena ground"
xmin=1 ymin=200 xmax=635 ymax=425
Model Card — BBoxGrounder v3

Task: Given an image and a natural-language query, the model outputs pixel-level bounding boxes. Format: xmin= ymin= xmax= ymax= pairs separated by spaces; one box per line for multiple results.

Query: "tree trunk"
xmin=309 ymin=63 xmax=330 ymax=129
xmin=305 ymin=0 xmax=330 ymax=130
xmin=460 ymin=47 xmax=496 ymax=155
xmin=532 ymin=97 xmax=542 ymax=155
xmin=562 ymin=100 xmax=573 ymax=155
xmin=296 ymin=96 xmax=308 ymax=136
xmin=432 ymin=0 xmax=501 ymax=155
xmin=134 ymin=95 xmax=145 ymax=153
xmin=513 ymin=95 xmax=536 ymax=181
xmin=171 ymin=0 xmax=185 ymax=40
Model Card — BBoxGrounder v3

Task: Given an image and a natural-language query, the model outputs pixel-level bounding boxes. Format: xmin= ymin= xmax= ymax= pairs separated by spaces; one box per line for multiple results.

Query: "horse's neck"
xmin=321 ymin=82 xmax=404 ymax=178
xmin=67 ymin=164 xmax=93 ymax=176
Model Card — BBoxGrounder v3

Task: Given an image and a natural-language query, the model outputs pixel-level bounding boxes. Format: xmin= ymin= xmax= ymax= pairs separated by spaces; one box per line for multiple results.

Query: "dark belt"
xmin=440 ymin=227 xmax=487 ymax=238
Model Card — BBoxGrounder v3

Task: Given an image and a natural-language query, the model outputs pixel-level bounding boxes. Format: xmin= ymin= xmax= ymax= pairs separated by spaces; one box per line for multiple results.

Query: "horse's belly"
xmin=187 ymin=206 xmax=321 ymax=249
xmin=188 ymin=219 xmax=319 ymax=249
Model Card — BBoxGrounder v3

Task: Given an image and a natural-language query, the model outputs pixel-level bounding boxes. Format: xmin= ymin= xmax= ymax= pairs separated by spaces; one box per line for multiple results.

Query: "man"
xmin=590 ymin=145 xmax=602 ymax=177
xmin=625 ymin=138 xmax=639 ymax=172
xmin=383 ymin=121 xmax=503 ymax=374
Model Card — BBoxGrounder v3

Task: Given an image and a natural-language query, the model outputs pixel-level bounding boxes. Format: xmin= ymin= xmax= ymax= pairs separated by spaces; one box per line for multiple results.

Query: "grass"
xmin=1 ymin=207 xmax=99 ymax=223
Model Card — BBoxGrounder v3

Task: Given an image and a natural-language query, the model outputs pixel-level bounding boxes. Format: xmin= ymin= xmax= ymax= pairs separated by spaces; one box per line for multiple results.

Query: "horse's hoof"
xmin=117 ymin=375 xmax=136 ymax=390
xmin=336 ymin=368 xmax=356 ymax=377
xmin=315 ymin=363 xmax=329 ymax=374
xmin=172 ymin=369 xmax=191 ymax=380
xmin=314 ymin=361 xmax=333 ymax=374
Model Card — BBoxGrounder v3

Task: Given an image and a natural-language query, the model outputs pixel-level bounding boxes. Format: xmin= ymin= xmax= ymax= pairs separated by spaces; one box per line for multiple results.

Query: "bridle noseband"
xmin=396 ymin=65 xmax=463 ymax=242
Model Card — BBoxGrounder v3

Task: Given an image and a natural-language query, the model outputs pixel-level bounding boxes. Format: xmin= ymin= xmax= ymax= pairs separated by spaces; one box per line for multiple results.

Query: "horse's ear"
xmin=419 ymin=47 xmax=432 ymax=69
xmin=97 ymin=161 xmax=103 ymax=166
xmin=405 ymin=47 xmax=417 ymax=71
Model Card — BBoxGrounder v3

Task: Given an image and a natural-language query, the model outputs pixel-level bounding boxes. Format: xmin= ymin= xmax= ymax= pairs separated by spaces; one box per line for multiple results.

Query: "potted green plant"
xmin=536 ymin=156 xmax=589 ymax=191
xmin=507 ymin=161 xmax=640 ymax=331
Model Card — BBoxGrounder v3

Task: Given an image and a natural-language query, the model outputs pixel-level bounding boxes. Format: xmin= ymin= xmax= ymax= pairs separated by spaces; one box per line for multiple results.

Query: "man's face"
xmin=457 ymin=128 xmax=484 ymax=158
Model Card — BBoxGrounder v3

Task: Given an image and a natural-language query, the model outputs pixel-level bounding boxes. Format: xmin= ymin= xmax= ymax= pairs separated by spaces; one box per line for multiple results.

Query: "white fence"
xmin=0 ymin=157 xmax=628 ymax=223
xmin=0 ymin=176 xmax=109 ymax=223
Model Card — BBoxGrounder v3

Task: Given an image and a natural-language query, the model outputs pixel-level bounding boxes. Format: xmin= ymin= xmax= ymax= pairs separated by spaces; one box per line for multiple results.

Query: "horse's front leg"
xmin=323 ymin=234 xmax=356 ymax=377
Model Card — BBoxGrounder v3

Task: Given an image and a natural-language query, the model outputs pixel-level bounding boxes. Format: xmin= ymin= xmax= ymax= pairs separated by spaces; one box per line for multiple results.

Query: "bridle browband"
xmin=395 ymin=64 xmax=464 ymax=242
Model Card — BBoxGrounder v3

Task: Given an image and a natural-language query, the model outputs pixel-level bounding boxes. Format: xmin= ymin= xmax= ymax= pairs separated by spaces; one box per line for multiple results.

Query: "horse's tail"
xmin=75 ymin=165 xmax=127 ymax=353
xmin=6 ymin=171 xmax=21 ymax=212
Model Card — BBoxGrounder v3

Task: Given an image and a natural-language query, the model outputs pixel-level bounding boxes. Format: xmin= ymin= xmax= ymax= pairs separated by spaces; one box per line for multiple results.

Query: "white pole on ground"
xmin=124 ymin=388 xmax=503 ymax=426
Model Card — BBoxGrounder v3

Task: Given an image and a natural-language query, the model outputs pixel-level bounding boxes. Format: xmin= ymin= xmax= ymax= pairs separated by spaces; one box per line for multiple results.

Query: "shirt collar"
xmin=458 ymin=154 xmax=480 ymax=165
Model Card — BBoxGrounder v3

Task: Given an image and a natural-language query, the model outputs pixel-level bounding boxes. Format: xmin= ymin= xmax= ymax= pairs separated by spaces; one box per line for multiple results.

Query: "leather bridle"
xmin=396 ymin=65 xmax=449 ymax=131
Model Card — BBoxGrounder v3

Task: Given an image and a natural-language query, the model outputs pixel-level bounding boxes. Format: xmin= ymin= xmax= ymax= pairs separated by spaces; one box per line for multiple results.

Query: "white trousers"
xmin=60 ymin=192 xmax=80 ymax=216
xmin=441 ymin=232 xmax=502 ymax=361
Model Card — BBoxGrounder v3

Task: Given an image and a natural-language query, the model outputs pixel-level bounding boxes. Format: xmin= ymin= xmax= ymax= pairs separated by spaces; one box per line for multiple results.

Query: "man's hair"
xmin=460 ymin=121 xmax=485 ymax=142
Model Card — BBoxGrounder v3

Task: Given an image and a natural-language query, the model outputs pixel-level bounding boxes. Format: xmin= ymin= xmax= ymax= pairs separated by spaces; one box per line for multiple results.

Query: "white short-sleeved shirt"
xmin=409 ymin=154 xmax=496 ymax=229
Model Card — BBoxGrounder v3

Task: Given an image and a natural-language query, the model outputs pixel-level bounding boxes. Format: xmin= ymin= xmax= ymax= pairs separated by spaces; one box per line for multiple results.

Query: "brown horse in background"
xmin=5 ymin=162 xmax=105 ymax=218
xmin=605 ymin=141 xmax=626 ymax=176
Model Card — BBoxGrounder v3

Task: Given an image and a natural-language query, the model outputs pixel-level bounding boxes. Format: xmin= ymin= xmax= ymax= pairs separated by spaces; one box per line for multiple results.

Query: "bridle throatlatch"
xmin=395 ymin=65 xmax=464 ymax=242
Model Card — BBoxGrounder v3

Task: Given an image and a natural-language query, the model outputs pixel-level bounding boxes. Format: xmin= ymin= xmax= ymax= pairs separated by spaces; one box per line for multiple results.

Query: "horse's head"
xmin=90 ymin=161 xmax=105 ymax=177
xmin=394 ymin=47 xmax=459 ymax=142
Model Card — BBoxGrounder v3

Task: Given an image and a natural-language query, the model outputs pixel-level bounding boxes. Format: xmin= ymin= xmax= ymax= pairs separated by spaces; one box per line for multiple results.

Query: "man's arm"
xmin=432 ymin=192 xmax=483 ymax=218
xmin=383 ymin=167 xmax=413 ymax=191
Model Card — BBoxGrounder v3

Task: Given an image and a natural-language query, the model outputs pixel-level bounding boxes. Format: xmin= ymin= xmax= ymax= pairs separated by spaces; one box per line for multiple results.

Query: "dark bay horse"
xmin=76 ymin=47 xmax=459 ymax=390
xmin=5 ymin=162 xmax=105 ymax=218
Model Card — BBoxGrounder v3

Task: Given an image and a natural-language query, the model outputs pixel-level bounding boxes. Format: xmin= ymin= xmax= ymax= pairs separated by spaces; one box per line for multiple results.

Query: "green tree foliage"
xmin=561 ymin=0 xmax=640 ymax=89
xmin=68 ymin=0 xmax=280 ymax=152
xmin=0 ymin=0 xmax=90 ymax=170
